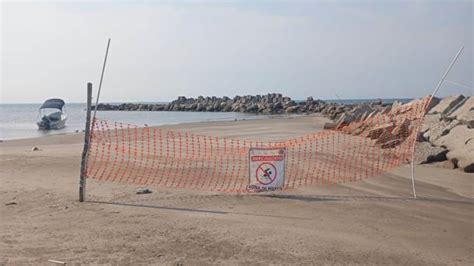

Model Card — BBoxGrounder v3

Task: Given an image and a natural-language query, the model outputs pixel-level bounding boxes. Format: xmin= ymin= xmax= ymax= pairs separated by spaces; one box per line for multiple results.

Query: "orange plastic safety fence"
xmin=85 ymin=97 xmax=430 ymax=192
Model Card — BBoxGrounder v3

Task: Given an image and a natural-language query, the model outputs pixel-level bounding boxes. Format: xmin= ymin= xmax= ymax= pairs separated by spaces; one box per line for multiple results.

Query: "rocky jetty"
xmin=94 ymin=94 xmax=325 ymax=114
xmin=419 ymin=96 xmax=474 ymax=172
xmin=322 ymin=95 xmax=473 ymax=173
xmin=94 ymin=94 xmax=473 ymax=172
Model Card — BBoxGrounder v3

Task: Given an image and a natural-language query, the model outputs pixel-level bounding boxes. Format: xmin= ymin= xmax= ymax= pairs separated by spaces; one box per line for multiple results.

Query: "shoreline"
xmin=0 ymin=111 xmax=307 ymax=142
xmin=0 ymin=112 xmax=315 ymax=143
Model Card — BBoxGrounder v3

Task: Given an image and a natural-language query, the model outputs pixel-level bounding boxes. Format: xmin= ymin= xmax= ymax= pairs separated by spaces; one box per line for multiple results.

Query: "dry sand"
xmin=1 ymin=114 xmax=473 ymax=265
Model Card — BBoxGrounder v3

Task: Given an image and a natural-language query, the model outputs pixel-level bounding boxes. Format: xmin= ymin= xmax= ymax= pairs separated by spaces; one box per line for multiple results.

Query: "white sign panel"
xmin=248 ymin=148 xmax=286 ymax=190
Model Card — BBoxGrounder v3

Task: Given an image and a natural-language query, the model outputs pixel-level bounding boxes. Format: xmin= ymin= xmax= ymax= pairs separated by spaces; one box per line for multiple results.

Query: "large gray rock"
xmin=364 ymin=109 xmax=380 ymax=122
xmin=433 ymin=124 xmax=473 ymax=152
xmin=391 ymin=118 xmax=411 ymax=139
xmin=350 ymin=105 xmax=374 ymax=121
xmin=431 ymin=160 xmax=457 ymax=169
xmin=335 ymin=113 xmax=355 ymax=128
xmin=419 ymin=114 xmax=441 ymax=134
xmin=446 ymin=140 xmax=474 ymax=173
xmin=391 ymin=97 xmax=428 ymax=115
xmin=428 ymin=95 xmax=465 ymax=115
xmin=415 ymin=142 xmax=448 ymax=164
xmin=425 ymin=96 xmax=441 ymax=112
xmin=448 ymin=97 xmax=474 ymax=128
xmin=323 ymin=122 xmax=336 ymax=130
xmin=390 ymin=100 xmax=403 ymax=114
xmin=367 ymin=123 xmax=394 ymax=139
xmin=285 ymin=106 xmax=299 ymax=113
xmin=422 ymin=119 xmax=460 ymax=142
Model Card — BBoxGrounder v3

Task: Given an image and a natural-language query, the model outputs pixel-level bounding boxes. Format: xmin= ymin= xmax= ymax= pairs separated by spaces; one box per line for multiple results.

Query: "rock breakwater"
xmin=94 ymin=94 xmax=326 ymax=114
xmin=322 ymin=95 xmax=473 ymax=173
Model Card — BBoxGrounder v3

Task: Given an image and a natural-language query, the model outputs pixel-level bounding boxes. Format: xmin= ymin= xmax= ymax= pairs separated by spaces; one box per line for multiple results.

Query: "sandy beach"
xmin=3 ymin=0 xmax=472 ymax=264
xmin=1 ymin=114 xmax=472 ymax=265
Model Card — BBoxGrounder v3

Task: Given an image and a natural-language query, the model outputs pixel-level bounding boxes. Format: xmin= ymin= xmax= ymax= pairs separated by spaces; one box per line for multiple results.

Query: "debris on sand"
xmin=47 ymin=259 xmax=66 ymax=265
xmin=31 ymin=146 xmax=40 ymax=151
xmin=136 ymin=188 xmax=153 ymax=194
xmin=5 ymin=201 xmax=17 ymax=206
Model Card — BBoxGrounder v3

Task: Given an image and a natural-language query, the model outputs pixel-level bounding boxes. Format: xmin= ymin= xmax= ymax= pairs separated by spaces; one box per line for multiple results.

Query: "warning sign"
xmin=249 ymin=148 xmax=286 ymax=190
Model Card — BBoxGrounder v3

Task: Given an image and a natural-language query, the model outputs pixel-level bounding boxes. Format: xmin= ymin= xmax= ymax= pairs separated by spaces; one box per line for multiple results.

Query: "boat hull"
xmin=37 ymin=118 xmax=67 ymax=130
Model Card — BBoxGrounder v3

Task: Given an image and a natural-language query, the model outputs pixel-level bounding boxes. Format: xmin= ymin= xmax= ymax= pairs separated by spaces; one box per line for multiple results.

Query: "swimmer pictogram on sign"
xmin=256 ymin=162 xmax=277 ymax=185
xmin=249 ymin=148 xmax=286 ymax=190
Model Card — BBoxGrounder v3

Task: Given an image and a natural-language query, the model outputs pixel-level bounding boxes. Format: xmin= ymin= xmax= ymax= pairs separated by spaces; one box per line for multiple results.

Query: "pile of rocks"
xmin=94 ymin=94 xmax=326 ymax=114
xmin=320 ymin=100 xmax=390 ymax=127
xmin=417 ymin=95 xmax=473 ymax=172
xmin=323 ymin=97 xmax=431 ymax=150
xmin=323 ymin=95 xmax=473 ymax=173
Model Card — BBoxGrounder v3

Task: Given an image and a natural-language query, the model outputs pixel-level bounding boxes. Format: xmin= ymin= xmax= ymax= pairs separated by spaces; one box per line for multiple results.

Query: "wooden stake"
xmin=79 ymin=83 xmax=92 ymax=202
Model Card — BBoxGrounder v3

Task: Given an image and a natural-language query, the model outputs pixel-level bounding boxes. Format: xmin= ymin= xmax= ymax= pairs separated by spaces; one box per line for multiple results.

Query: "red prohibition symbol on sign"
xmin=255 ymin=162 xmax=278 ymax=185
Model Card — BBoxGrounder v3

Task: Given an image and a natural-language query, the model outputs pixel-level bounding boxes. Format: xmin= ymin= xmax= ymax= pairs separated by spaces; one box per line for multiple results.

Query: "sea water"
xmin=0 ymin=103 xmax=275 ymax=140
xmin=0 ymin=98 xmax=412 ymax=140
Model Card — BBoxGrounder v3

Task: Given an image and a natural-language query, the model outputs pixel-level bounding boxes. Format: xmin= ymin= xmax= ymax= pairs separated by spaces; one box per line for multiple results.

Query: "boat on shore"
xmin=36 ymin=98 xmax=67 ymax=130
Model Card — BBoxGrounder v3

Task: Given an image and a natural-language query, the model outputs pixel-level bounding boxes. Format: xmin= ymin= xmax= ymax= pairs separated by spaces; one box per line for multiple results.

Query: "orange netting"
xmin=85 ymin=97 xmax=430 ymax=192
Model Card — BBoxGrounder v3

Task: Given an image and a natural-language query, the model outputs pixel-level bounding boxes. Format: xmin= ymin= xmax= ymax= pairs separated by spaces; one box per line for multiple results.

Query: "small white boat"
xmin=37 ymin=98 xmax=67 ymax=130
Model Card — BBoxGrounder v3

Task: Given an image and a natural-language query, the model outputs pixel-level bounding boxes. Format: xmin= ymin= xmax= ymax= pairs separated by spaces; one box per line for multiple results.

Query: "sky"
xmin=1 ymin=0 xmax=472 ymax=103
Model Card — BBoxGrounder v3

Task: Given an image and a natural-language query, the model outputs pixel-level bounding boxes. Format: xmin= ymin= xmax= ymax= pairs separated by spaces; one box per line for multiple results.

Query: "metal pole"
xmin=79 ymin=83 xmax=92 ymax=202
xmin=427 ymin=46 xmax=464 ymax=109
xmin=92 ymin=38 xmax=111 ymax=123
xmin=410 ymin=45 xmax=464 ymax=199
xmin=410 ymin=160 xmax=417 ymax=199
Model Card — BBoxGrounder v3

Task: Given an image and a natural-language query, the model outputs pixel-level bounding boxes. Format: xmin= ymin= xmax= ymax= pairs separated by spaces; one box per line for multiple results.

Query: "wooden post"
xmin=79 ymin=83 xmax=92 ymax=202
